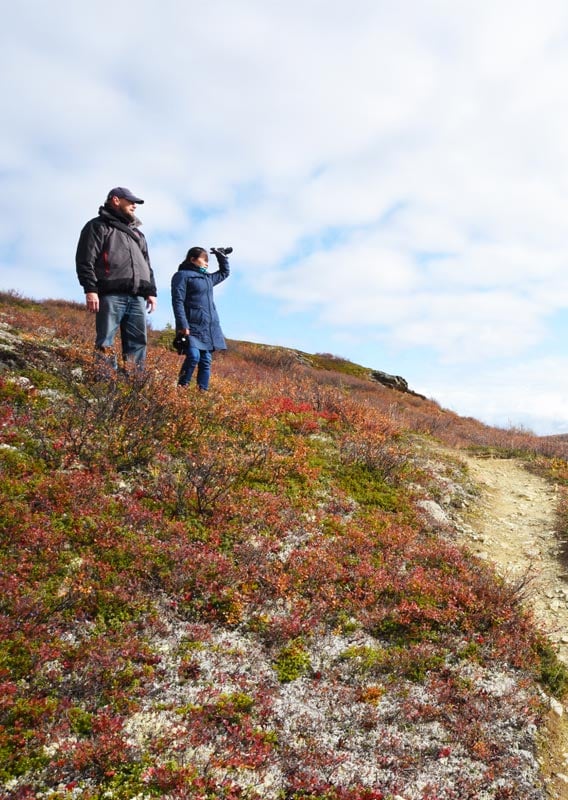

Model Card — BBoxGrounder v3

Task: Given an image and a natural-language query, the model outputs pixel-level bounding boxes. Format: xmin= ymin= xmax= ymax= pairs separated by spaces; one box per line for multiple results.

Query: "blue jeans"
xmin=178 ymin=347 xmax=212 ymax=389
xmin=95 ymin=294 xmax=147 ymax=368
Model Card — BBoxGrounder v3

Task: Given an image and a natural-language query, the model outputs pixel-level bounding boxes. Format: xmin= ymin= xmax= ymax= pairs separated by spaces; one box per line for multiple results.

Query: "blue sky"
xmin=2 ymin=0 xmax=568 ymax=434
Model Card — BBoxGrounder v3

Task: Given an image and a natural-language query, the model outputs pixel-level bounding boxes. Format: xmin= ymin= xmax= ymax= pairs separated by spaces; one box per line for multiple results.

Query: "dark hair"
xmin=186 ymin=246 xmax=207 ymax=262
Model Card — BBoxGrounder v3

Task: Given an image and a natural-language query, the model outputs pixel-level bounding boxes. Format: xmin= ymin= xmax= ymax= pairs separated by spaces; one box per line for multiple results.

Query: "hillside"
xmin=2 ymin=291 xmax=568 ymax=800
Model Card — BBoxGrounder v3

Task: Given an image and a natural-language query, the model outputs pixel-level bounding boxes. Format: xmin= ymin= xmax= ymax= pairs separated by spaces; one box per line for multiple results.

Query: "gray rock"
xmin=416 ymin=499 xmax=451 ymax=528
xmin=550 ymin=697 xmax=564 ymax=717
xmin=370 ymin=370 xmax=427 ymax=399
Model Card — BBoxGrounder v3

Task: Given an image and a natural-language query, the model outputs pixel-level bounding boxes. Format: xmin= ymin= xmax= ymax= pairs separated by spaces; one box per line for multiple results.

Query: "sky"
xmin=2 ymin=0 xmax=568 ymax=434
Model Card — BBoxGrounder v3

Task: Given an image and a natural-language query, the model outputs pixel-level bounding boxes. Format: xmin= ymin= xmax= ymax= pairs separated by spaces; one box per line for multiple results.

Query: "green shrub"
xmin=273 ymin=640 xmax=312 ymax=682
xmin=68 ymin=706 xmax=94 ymax=736
xmin=336 ymin=463 xmax=401 ymax=510
xmin=536 ymin=638 xmax=568 ymax=698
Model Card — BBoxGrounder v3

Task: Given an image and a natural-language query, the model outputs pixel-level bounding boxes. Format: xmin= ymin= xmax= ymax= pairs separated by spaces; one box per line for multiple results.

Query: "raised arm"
xmin=211 ymin=252 xmax=230 ymax=287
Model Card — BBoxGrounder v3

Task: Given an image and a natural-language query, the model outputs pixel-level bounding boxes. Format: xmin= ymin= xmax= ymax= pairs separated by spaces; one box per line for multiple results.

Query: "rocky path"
xmin=457 ymin=455 xmax=568 ymax=663
xmin=455 ymin=454 xmax=568 ymax=799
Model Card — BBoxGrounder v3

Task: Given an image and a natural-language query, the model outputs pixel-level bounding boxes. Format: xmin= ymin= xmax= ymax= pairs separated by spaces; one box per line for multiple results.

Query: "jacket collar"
xmin=98 ymin=206 xmax=146 ymax=247
xmin=178 ymin=263 xmax=208 ymax=274
xmin=99 ymin=204 xmax=142 ymax=229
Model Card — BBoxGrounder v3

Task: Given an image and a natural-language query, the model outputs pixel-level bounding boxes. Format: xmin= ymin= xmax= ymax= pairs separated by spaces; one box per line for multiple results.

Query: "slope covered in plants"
xmin=1 ymin=292 xmax=567 ymax=800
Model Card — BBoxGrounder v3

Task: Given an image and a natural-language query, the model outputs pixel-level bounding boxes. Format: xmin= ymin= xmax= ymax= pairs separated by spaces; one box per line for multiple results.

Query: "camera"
xmin=172 ymin=332 xmax=188 ymax=355
xmin=210 ymin=246 xmax=233 ymax=256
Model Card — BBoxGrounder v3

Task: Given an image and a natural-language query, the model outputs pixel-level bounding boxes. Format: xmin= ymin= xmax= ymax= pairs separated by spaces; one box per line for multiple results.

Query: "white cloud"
xmin=427 ymin=355 xmax=568 ymax=435
xmin=3 ymin=1 xmax=568 ymax=429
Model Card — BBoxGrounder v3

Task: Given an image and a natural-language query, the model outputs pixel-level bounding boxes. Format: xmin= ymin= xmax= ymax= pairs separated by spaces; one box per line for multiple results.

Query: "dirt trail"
xmin=455 ymin=454 xmax=568 ymax=798
xmin=458 ymin=455 xmax=568 ymax=661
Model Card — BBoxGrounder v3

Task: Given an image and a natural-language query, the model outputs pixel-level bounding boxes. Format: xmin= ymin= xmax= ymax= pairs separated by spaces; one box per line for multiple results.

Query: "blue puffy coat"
xmin=171 ymin=254 xmax=230 ymax=351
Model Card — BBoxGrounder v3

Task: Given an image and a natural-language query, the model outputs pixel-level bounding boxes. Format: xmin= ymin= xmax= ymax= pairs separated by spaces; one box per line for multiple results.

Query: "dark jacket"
xmin=171 ymin=254 xmax=230 ymax=351
xmin=75 ymin=205 xmax=157 ymax=298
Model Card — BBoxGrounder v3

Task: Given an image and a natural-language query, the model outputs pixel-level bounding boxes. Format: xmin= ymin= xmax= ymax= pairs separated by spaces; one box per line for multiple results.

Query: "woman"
xmin=171 ymin=246 xmax=230 ymax=389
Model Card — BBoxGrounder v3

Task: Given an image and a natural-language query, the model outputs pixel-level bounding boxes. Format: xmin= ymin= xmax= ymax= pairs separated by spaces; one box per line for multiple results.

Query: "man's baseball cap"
xmin=106 ymin=187 xmax=144 ymax=204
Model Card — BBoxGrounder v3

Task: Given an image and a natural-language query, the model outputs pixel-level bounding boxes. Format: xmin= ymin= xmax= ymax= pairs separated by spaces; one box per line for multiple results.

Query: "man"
xmin=76 ymin=187 xmax=157 ymax=369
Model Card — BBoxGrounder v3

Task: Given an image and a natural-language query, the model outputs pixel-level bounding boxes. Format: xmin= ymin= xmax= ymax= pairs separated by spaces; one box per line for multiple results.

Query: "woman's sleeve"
xmin=211 ymin=253 xmax=230 ymax=286
xmin=171 ymin=274 xmax=190 ymax=330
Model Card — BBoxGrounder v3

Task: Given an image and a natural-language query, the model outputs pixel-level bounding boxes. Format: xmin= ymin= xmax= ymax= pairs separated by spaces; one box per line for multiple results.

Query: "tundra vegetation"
xmin=2 ymin=291 xmax=568 ymax=799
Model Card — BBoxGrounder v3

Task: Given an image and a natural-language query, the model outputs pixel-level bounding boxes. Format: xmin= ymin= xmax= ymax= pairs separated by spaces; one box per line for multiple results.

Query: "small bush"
xmin=273 ymin=640 xmax=312 ymax=682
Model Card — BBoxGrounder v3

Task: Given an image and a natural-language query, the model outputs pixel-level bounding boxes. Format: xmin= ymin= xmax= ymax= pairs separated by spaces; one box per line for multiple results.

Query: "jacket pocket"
xmin=188 ymin=308 xmax=205 ymax=325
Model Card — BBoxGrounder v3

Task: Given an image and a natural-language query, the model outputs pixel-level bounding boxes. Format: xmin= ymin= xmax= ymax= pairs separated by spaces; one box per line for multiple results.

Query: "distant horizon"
xmin=4 ymin=285 xmax=567 ymax=439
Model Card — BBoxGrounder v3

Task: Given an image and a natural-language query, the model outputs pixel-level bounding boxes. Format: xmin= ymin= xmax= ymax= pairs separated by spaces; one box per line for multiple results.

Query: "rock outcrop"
xmin=370 ymin=369 xmax=426 ymax=399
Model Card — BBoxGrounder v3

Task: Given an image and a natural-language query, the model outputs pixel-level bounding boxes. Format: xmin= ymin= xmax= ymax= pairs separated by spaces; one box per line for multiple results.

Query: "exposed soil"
xmin=455 ymin=454 xmax=568 ymax=800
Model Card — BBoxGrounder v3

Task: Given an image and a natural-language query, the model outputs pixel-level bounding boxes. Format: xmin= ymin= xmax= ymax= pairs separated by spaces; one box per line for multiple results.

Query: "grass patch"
xmin=335 ymin=462 xmax=402 ymax=511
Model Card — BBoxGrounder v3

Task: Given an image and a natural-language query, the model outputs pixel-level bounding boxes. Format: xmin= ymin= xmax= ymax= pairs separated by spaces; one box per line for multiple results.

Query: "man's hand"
xmin=86 ymin=292 xmax=99 ymax=313
xmin=146 ymin=296 xmax=157 ymax=314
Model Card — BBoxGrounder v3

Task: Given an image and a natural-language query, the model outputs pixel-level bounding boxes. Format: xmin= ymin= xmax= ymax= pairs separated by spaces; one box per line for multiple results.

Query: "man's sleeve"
xmin=140 ymin=233 xmax=157 ymax=296
xmin=76 ymin=221 xmax=105 ymax=293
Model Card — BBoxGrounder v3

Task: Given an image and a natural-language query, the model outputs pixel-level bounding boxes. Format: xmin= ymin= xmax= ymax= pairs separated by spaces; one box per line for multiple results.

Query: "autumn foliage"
xmin=0 ymin=292 xmax=565 ymax=799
